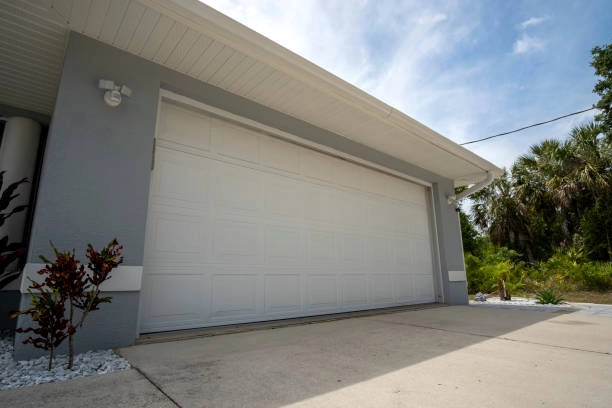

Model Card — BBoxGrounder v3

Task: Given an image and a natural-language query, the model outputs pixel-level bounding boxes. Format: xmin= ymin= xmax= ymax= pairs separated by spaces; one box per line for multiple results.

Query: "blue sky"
xmin=203 ymin=0 xmax=612 ymax=170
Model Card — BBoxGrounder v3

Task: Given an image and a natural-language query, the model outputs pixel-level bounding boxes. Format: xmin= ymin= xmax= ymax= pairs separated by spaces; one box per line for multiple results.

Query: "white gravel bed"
xmin=470 ymin=295 xmax=575 ymax=312
xmin=0 ymin=331 xmax=131 ymax=390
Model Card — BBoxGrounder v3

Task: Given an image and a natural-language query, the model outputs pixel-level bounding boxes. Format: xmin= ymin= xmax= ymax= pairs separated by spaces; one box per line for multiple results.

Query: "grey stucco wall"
xmin=13 ymin=292 xmax=139 ymax=360
xmin=26 ymin=35 xmax=159 ymax=265
xmin=17 ymin=32 xmax=468 ymax=357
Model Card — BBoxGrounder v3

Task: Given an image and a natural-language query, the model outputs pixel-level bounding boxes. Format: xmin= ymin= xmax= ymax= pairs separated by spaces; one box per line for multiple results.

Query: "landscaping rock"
xmin=0 ymin=331 xmax=130 ymax=390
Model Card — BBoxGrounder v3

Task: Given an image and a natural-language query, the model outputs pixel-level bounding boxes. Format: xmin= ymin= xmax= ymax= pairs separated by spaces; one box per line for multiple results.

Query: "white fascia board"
xmin=142 ymin=0 xmax=503 ymax=183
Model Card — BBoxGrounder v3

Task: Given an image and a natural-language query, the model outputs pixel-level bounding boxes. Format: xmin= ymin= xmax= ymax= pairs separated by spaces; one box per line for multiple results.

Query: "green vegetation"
xmin=461 ymin=43 xmax=612 ymax=302
xmin=535 ymin=288 xmax=565 ymax=305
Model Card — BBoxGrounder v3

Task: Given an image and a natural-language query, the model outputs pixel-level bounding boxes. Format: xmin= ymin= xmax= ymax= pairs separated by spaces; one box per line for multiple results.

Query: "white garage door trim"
xmin=138 ymin=91 xmax=443 ymax=333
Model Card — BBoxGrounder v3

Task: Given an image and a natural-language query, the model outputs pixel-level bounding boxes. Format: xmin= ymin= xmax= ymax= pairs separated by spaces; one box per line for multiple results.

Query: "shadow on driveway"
xmin=2 ymin=305 xmax=611 ymax=407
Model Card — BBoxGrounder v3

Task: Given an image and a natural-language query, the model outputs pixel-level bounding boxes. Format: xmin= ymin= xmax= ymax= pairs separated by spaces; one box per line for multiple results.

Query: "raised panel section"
xmin=213 ymin=220 xmax=259 ymax=260
xmin=211 ymin=119 xmax=259 ymax=163
xmin=152 ymin=149 xmax=210 ymax=206
xmin=308 ymin=230 xmax=335 ymax=264
xmin=211 ymin=274 xmax=257 ymax=318
xmin=159 ymin=103 xmax=211 ymax=151
xmin=148 ymin=274 xmax=204 ymax=321
xmin=394 ymin=274 xmax=414 ymax=301
xmin=150 ymin=214 xmax=207 ymax=255
xmin=263 ymin=175 xmax=304 ymax=218
xmin=342 ymin=275 xmax=368 ymax=306
xmin=265 ymin=225 xmax=303 ymax=264
xmin=414 ymin=274 xmax=435 ymax=301
xmin=300 ymin=149 xmax=334 ymax=183
xmin=260 ymin=136 xmax=300 ymax=174
xmin=265 ymin=274 xmax=301 ymax=313
xmin=213 ymin=162 xmax=259 ymax=212
xmin=308 ymin=275 xmax=338 ymax=309
xmin=371 ymin=274 xmax=394 ymax=303
xmin=338 ymin=232 xmax=363 ymax=264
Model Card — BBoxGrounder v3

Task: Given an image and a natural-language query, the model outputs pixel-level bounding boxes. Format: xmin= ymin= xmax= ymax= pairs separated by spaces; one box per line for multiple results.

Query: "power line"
xmin=460 ymin=107 xmax=597 ymax=146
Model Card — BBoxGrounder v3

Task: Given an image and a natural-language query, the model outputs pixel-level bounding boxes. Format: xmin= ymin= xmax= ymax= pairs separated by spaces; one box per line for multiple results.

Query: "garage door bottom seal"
xmin=136 ymin=303 xmax=446 ymax=345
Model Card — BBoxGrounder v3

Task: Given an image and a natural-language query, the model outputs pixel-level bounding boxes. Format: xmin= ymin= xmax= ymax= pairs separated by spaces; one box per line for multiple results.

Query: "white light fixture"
xmin=98 ymin=79 xmax=132 ymax=107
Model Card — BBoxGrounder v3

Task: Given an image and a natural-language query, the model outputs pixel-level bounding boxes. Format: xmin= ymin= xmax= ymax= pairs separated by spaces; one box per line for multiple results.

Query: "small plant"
xmin=535 ymin=288 xmax=565 ymax=305
xmin=0 ymin=171 xmax=29 ymax=288
xmin=12 ymin=239 xmax=123 ymax=369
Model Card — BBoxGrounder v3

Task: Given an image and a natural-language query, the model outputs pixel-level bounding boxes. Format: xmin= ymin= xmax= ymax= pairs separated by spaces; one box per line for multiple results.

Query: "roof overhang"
xmin=1 ymin=0 xmax=502 ymax=186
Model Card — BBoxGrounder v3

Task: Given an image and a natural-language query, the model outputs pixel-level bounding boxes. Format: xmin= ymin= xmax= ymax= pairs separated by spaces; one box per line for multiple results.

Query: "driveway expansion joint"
xmin=369 ymin=318 xmax=612 ymax=356
xmin=129 ymin=363 xmax=182 ymax=408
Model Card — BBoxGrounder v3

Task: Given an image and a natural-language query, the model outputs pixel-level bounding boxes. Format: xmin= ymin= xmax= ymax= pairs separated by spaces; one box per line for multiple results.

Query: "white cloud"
xmin=519 ymin=16 xmax=550 ymax=29
xmin=201 ymin=1 xmax=590 ymax=173
xmin=513 ymin=34 xmax=546 ymax=54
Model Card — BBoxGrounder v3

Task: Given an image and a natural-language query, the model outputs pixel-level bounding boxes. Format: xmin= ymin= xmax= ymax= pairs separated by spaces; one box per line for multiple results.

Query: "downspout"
xmin=447 ymin=171 xmax=495 ymax=207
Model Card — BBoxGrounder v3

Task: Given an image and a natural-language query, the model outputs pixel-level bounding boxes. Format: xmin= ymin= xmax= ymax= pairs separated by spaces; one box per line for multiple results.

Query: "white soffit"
xmin=0 ymin=0 xmax=502 ymax=185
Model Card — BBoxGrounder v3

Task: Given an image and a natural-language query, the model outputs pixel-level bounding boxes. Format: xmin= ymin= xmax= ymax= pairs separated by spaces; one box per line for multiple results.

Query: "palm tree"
xmin=471 ymin=170 xmax=533 ymax=259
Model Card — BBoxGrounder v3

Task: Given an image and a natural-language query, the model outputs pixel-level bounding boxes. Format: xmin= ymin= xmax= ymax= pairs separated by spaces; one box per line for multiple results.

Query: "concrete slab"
xmin=0 ymin=369 xmax=175 ymax=408
xmin=117 ymin=306 xmax=612 ymax=408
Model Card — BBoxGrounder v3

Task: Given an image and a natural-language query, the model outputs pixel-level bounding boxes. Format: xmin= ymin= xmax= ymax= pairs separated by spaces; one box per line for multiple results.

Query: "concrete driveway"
xmin=1 ymin=305 xmax=611 ymax=407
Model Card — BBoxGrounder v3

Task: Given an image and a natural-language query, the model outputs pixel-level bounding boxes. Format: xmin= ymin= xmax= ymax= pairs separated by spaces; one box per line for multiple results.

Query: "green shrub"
xmin=580 ymin=262 xmax=612 ymax=291
xmin=465 ymin=245 xmax=525 ymax=297
xmin=537 ymin=248 xmax=584 ymax=291
xmin=536 ymin=288 xmax=565 ymax=305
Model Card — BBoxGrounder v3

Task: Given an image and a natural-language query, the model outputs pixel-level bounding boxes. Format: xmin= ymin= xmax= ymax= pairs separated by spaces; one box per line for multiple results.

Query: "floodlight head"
xmin=120 ymin=85 xmax=132 ymax=97
xmin=98 ymin=79 xmax=116 ymax=90
xmin=99 ymin=79 xmax=132 ymax=107
xmin=104 ymin=89 xmax=122 ymax=107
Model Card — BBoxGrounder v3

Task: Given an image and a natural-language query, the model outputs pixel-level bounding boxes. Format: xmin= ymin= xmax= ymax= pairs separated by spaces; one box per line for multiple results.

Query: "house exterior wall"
xmin=14 ymin=32 xmax=467 ymax=359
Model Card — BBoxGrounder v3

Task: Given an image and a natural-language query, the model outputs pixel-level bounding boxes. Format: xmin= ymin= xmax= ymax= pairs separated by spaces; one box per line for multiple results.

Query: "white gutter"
xmin=447 ymin=171 xmax=495 ymax=206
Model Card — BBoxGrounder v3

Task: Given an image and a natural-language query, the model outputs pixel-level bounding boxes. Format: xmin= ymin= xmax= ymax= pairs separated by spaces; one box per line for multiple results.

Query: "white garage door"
xmin=139 ymin=100 xmax=437 ymax=333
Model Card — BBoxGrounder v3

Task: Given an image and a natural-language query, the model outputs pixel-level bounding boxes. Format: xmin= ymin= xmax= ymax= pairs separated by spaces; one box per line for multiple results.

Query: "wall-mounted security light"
xmin=98 ymin=79 xmax=132 ymax=108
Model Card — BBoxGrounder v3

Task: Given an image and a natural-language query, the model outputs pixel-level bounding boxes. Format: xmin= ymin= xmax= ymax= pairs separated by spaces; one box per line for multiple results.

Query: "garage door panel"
xmin=300 ymin=148 xmax=335 ymax=183
xmin=159 ymin=103 xmax=211 ymax=151
xmin=213 ymin=161 xmax=260 ymax=212
xmin=144 ymin=274 xmax=207 ymax=327
xmin=263 ymin=174 xmax=305 ymax=219
xmin=338 ymin=231 xmax=364 ymax=264
xmin=414 ymin=274 xmax=435 ymax=301
xmin=140 ymin=101 xmax=437 ymax=333
xmin=304 ymin=186 xmax=332 ymax=222
xmin=333 ymin=191 xmax=366 ymax=227
xmin=145 ymin=211 xmax=210 ymax=257
xmin=210 ymin=274 xmax=258 ymax=318
xmin=265 ymin=225 xmax=304 ymax=265
xmin=371 ymin=274 xmax=394 ymax=303
xmin=213 ymin=220 xmax=261 ymax=262
xmin=341 ymin=274 xmax=368 ymax=306
xmin=307 ymin=275 xmax=338 ymax=309
xmin=260 ymin=136 xmax=300 ymax=174
xmin=366 ymin=235 xmax=391 ymax=266
xmin=211 ymin=118 xmax=259 ymax=163
xmin=394 ymin=273 xmax=415 ymax=301
xmin=152 ymin=148 xmax=210 ymax=207
xmin=308 ymin=230 xmax=335 ymax=264
xmin=264 ymin=274 xmax=302 ymax=314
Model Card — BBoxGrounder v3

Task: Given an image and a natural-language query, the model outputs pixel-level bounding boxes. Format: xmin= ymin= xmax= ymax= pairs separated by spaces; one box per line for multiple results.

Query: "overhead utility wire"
xmin=460 ymin=107 xmax=597 ymax=145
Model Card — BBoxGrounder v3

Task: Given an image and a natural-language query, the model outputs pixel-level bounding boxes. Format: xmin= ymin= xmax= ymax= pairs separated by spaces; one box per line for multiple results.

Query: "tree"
xmin=0 ymin=171 xmax=29 ymax=288
xmin=13 ymin=239 xmax=123 ymax=370
xmin=470 ymin=170 xmax=533 ymax=259
xmin=591 ymin=44 xmax=612 ymax=134
xmin=459 ymin=210 xmax=480 ymax=254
